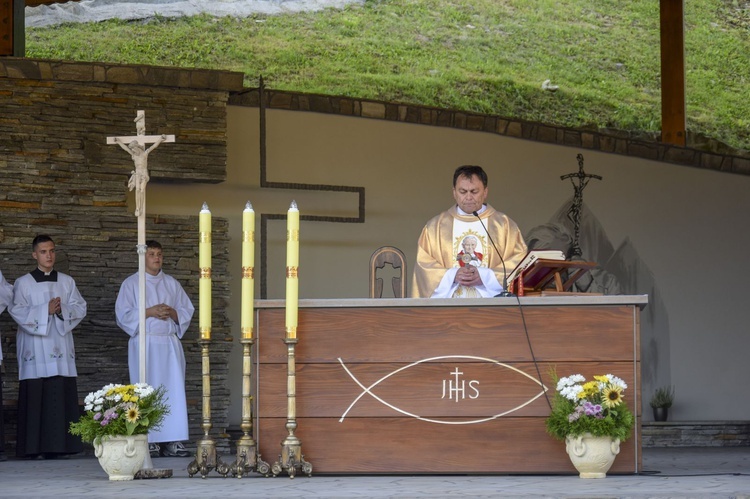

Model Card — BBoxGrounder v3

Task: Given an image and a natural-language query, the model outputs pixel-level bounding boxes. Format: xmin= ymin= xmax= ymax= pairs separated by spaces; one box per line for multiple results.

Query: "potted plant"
xmin=649 ymin=385 xmax=674 ymax=422
xmin=70 ymin=383 xmax=168 ymax=480
xmin=546 ymin=373 xmax=634 ymax=478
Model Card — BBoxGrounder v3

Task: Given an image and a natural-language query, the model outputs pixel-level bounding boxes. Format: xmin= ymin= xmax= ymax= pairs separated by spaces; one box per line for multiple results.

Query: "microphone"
xmin=473 ymin=211 xmax=514 ymax=297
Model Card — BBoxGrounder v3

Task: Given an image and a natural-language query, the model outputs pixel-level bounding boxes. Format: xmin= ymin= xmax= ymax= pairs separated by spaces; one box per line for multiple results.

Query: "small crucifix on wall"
xmin=560 ymin=153 xmax=602 ymax=259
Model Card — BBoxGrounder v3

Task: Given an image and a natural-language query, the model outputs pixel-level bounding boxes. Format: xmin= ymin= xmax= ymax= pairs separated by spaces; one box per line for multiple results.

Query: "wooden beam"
xmin=1 ymin=1 xmax=12 ymax=56
xmin=660 ymin=0 xmax=687 ymax=146
xmin=25 ymin=1 xmax=80 ymax=6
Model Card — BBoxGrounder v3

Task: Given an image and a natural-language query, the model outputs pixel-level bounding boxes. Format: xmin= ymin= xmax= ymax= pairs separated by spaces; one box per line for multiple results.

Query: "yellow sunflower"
xmin=125 ymin=404 xmax=141 ymax=423
xmin=602 ymin=384 xmax=624 ymax=408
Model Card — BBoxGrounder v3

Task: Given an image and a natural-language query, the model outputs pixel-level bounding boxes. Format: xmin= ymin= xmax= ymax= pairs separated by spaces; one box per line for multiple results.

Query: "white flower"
xmin=134 ymin=383 xmax=155 ymax=397
xmin=605 ymin=374 xmax=627 ymax=390
xmin=559 ymin=384 xmax=583 ymax=401
xmin=556 ymin=374 xmax=585 ymax=391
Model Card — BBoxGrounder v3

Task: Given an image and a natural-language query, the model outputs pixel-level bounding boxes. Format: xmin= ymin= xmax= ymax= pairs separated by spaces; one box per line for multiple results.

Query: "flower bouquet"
xmin=545 ymin=373 xmax=634 ymax=442
xmin=70 ymin=383 xmax=168 ymax=444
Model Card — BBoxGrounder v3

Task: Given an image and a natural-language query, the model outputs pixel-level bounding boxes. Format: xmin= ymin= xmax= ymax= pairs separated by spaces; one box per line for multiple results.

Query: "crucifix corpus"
xmin=107 ymin=111 xmax=175 ymax=384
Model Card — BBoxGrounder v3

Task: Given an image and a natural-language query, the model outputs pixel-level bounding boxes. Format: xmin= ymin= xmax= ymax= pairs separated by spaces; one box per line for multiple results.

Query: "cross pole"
xmin=107 ymin=111 xmax=175 ymax=385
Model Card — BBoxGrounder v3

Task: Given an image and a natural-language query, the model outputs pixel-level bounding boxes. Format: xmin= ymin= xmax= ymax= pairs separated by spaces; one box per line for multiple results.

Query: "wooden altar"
xmin=254 ymin=295 xmax=646 ymax=474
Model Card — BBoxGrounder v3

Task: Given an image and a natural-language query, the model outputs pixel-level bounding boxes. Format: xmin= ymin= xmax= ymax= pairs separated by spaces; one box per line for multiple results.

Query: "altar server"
xmin=9 ymin=235 xmax=87 ymax=458
xmin=115 ymin=240 xmax=194 ymax=457
xmin=0 ymin=269 xmax=14 ymax=461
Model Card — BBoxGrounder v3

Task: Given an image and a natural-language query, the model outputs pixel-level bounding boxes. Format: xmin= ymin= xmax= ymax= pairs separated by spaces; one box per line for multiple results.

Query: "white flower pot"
xmin=565 ymin=433 xmax=620 ymax=478
xmin=94 ymin=434 xmax=148 ymax=480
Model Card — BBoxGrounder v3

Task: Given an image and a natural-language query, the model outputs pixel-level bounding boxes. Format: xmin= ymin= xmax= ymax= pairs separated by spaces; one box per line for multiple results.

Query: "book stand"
xmin=509 ymin=259 xmax=597 ymax=296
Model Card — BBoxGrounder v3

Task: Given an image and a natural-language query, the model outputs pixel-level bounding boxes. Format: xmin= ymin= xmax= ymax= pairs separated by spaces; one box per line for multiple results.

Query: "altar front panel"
xmin=255 ymin=298 xmax=643 ymax=474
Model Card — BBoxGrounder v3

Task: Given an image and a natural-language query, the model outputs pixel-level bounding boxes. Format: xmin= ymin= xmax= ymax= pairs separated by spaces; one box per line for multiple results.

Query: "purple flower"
xmin=93 ymin=412 xmax=102 ymax=421
xmin=582 ymin=401 xmax=603 ymax=417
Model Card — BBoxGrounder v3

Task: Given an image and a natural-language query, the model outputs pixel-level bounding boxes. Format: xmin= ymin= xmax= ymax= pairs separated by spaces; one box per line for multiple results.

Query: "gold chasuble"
xmin=411 ymin=204 xmax=527 ymax=298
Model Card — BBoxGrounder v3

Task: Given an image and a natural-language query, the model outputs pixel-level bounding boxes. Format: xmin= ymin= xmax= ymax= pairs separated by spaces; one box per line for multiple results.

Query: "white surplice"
xmin=115 ymin=271 xmax=194 ymax=443
xmin=0 ymin=270 xmax=13 ymax=365
xmin=9 ymin=269 xmax=87 ymax=380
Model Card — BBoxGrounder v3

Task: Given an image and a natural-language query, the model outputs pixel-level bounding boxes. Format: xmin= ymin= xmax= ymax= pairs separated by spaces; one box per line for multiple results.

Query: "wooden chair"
xmin=369 ymin=246 xmax=407 ymax=298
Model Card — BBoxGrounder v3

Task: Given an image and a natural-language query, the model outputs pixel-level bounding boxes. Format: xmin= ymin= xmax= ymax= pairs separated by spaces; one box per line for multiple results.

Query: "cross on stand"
xmin=560 ymin=153 xmax=602 ymax=259
xmin=107 ymin=110 xmax=175 ymax=477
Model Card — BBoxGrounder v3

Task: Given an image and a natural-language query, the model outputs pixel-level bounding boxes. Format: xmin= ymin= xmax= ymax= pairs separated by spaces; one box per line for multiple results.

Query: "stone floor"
xmin=0 ymin=447 xmax=749 ymax=498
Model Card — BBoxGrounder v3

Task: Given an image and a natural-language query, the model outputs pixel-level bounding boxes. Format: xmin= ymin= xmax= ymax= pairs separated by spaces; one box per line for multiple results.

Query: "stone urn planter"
xmin=565 ymin=433 xmax=621 ymax=478
xmin=94 ymin=434 xmax=148 ymax=480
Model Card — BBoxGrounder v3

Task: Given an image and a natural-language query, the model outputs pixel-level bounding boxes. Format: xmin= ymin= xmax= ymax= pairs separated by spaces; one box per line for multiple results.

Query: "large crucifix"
xmin=107 ymin=111 xmax=175 ymax=384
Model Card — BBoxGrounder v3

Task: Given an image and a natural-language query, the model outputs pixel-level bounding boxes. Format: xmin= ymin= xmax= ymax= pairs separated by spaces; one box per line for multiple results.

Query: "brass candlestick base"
xmin=229 ymin=337 xmax=271 ymax=478
xmin=271 ymin=338 xmax=312 ymax=478
xmin=272 ymin=434 xmax=312 ymax=478
xmin=187 ymin=339 xmax=230 ymax=478
xmin=188 ymin=438 xmax=230 ymax=478
xmin=232 ymin=436 xmax=271 ymax=478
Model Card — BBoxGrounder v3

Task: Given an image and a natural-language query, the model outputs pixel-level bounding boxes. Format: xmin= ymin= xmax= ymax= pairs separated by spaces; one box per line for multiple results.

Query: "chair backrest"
xmin=369 ymin=246 xmax=407 ymax=298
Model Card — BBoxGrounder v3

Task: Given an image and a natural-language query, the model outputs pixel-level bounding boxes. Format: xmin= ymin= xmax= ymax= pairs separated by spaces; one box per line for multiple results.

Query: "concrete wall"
xmin=149 ymin=105 xmax=750 ymax=424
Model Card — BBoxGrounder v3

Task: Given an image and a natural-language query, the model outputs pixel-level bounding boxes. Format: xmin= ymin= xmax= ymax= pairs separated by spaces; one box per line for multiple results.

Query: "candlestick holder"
xmin=188 ymin=338 xmax=230 ymax=478
xmin=271 ymin=337 xmax=312 ymax=478
xmin=230 ymin=336 xmax=271 ymax=478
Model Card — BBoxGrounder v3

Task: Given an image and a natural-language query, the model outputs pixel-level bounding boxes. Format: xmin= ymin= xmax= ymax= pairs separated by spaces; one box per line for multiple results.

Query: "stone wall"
xmin=642 ymin=422 xmax=750 ymax=447
xmin=0 ymin=58 xmax=243 ymax=454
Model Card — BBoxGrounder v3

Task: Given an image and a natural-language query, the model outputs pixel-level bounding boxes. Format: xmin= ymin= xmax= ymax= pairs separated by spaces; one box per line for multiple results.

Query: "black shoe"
xmin=149 ymin=443 xmax=160 ymax=458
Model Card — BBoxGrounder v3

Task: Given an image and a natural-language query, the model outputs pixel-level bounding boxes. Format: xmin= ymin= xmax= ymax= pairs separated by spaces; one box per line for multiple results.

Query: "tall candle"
xmin=199 ymin=202 xmax=212 ymax=340
xmin=241 ymin=201 xmax=255 ymax=340
xmin=285 ymin=201 xmax=299 ymax=339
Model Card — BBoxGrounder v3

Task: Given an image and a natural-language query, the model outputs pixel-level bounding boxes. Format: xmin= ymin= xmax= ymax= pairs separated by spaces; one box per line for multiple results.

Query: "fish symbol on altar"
xmin=337 ymin=355 xmax=549 ymax=425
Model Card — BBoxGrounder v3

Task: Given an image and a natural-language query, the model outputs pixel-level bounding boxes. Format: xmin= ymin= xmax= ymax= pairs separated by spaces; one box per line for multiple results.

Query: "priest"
xmin=412 ymin=165 xmax=528 ymax=298
xmin=9 ymin=235 xmax=87 ymax=459
xmin=115 ymin=240 xmax=194 ymax=458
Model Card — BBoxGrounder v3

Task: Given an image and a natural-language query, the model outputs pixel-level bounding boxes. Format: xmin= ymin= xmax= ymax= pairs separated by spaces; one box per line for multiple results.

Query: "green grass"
xmin=25 ymin=0 xmax=750 ymax=151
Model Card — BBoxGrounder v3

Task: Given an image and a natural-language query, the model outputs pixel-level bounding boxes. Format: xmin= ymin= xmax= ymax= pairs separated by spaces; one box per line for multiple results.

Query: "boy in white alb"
xmin=115 ymin=240 xmax=194 ymax=457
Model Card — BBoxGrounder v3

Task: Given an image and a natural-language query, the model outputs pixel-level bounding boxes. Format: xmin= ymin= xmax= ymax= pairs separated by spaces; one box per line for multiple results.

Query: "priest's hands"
xmin=455 ymin=266 xmax=482 ymax=287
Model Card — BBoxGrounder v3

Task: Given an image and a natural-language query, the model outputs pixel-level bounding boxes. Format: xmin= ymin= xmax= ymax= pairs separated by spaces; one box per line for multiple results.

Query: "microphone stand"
xmin=473 ymin=211 xmax=551 ymax=409
xmin=472 ymin=211 xmax=514 ymax=297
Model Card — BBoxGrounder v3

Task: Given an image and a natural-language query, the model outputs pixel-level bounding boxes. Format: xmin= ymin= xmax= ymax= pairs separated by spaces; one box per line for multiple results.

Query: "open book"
xmin=506 ymin=249 xmax=566 ymax=284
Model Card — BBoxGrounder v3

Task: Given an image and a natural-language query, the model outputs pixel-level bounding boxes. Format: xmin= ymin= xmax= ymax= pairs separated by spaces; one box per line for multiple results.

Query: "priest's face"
xmin=32 ymin=241 xmax=56 ymax=273
xmin=453 ymin=174 xmax=488 ymax=214
xmin=145 ymin=247 xmax=163 ymax=276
